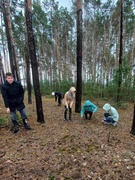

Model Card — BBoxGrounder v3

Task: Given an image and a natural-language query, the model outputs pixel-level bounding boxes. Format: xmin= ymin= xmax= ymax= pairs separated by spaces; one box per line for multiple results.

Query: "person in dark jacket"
xmin=52 ymin=91 xmax=64 ymax=106
xmin=1 ymin=72 xmax=31 ymax=133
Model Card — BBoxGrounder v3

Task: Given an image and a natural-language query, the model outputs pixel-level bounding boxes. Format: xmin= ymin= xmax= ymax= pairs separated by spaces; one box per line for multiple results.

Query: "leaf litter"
xmin=0 ymin=97 xmax=135 ymax=179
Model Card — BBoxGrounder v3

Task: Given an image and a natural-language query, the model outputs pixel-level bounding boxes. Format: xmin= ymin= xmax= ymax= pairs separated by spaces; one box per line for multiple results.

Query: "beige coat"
xmin=63 ymin=87 xmax=76 ymax=108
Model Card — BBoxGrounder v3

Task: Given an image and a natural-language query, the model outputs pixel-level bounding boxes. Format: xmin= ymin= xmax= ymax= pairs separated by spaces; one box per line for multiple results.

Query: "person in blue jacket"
xmin=80 ymin=100 xmax=98 ymax=120
xmin=102 ymin=103 xmax=119 ymax=126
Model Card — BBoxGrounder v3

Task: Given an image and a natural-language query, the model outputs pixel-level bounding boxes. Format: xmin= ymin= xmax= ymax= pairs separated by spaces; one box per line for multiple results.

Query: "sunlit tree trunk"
xmin=75 ymin=0 xmax=82 ymax=113
xmin=25 ymin=0 xmax=45 ymax=123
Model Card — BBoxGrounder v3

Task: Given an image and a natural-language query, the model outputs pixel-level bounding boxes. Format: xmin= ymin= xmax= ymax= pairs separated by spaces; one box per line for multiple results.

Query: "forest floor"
xmin=0 ymin=95 xmax=135 ymax=180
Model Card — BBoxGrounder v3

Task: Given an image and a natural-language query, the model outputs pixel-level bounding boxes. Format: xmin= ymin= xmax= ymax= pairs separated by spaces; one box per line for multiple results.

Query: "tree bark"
xmin=1 ymin=0 xmax=20 ymax=81
xmin=0 ymin=53 xmax=5 ymax=86
xmin=24 ymin=2 xmax=32 ymax=104
xmin=130 ymin=102 xmax=135 ymax=135
xmin=25 ymin=0 xmax=45 ymax=123
xmin=117 ymin=0 xmax=123 ymax=102
xmin=75 ymin=0 xmax=82 ymax=113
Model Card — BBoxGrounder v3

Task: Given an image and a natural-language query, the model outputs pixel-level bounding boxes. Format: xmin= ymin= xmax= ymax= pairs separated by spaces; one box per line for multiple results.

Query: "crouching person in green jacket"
xmin=102 ymin=103 xmax=119 ymax=126
xmin=80 ymin=100 xmax=98 ymax=120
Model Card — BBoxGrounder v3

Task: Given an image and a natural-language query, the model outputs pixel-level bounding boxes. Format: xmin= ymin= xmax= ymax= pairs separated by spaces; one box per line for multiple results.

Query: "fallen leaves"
xmin=0 ymin=97 xmax=135 ymax=179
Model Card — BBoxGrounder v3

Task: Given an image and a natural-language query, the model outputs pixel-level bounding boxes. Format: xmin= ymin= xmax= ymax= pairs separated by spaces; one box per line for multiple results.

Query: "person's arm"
xmin=19 ymin=83 xmax=25 ymax=101
xmin=69 ymin=101 xmax=74 ymax=108
xmin=93 ymin=104 xmax=98 ymax=112
xmin=80 ymin=106 xmax=85 ymax=117
xmin=1 ymin=85 xmax=9 ymax=108
xmin=17 ymin=83 xmax=25 ymax=104
xmin=110 ymin=108 xmax=119 ymax=121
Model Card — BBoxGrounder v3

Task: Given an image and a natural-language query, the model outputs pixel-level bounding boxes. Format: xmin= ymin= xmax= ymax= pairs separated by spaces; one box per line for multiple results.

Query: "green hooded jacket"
xmin=103 ymin=103 xmax=119 ymax=122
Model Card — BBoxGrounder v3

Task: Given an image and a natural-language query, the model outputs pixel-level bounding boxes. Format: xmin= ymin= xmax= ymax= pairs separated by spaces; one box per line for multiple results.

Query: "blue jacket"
xmin=80 ymin=100 xmax=98 ymax=117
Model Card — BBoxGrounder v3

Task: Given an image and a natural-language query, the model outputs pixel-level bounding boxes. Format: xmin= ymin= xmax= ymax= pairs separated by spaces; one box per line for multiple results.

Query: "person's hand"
xmin=6 ymin=108 xmax=10 ymax=114
xmin=65 ymin=107 xmax=68 ymax=111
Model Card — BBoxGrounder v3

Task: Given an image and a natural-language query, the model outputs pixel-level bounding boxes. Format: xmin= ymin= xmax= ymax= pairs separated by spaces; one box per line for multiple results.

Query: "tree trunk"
xmin=24 ymin=3 xmax=32 ymax=104
xmin=117 ymin=0 xmax=123 ymax=102
xmin=0 ymin=53 xmax=5 ymax=86
xmin=1 ymin=0 xmax=20 ymax=81
xmin=24 ymin=45 xmax=32 ymax=104
xmin=130 ymin=102 xmax=135 ymax=135
xmin=75 ymin=0 xmax=82 ymax=113
xmin=25 ymin=0 xmax=45 ymax=123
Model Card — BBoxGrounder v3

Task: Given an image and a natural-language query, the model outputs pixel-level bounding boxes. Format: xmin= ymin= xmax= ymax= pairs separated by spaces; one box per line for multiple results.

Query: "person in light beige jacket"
xmin=63 ymin=87 xmax=76 ymax=121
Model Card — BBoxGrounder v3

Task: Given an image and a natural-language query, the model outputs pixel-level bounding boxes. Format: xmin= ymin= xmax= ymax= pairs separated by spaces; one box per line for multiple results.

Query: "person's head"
xmin=5 ymin=72 xmax=14 ymax=84
xmin=84 ymin=100 xmax=91 ymax=105
xmin=103 ymin=103 xmax=111 ymax=111
xmin=69 ymin=87 xmax=76 ymax=94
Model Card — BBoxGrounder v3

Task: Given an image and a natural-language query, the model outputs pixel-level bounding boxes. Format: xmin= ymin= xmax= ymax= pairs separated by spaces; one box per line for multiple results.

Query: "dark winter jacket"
xmin=1 ymin=80 xmax=25 ymax=111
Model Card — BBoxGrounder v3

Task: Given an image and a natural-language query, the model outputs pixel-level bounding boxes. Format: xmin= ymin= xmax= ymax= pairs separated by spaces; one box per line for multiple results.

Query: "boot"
xmin=14 ymin=126 xmax=19 ymax=133
xmin=64 ymin=107 xmax=68 ymax=121
xmin=69 ymin=108 xmax=72 ymax=121
xmin=23 ymin=119 xmax=31 ymax=130
xmin=12 ymin=120 xmax=19 ymax=133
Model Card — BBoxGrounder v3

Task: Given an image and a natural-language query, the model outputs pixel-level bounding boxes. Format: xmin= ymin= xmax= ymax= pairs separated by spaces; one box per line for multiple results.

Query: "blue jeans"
xmin=10 ymin=108 xmax=27 ymax=121
xmin=104 ymin=113 xmax=115 ymax=123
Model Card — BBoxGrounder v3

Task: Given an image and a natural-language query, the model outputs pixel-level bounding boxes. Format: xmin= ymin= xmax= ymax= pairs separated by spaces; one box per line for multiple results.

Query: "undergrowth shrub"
xmin=37 ymin=79 xmax=135 ymax=103
xmin=0 ymin=117 xmax=8 ymax=126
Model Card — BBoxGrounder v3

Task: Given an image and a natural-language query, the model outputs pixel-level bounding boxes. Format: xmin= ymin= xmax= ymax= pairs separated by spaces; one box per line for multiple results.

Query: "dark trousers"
xmin=58 ymin=97 xmax=62 ymax=105
xmin=84 ymin=111 xmax=93 ymax=120
xmin=64 ymin=106 xmax=72 ymax=120
xmin=55 ymin=95 xmax=62 ymax=105
xmin=55 ymin=95 xmax=57 ymax=101
xmin=104 ymin=113 xmax=115 ymax=123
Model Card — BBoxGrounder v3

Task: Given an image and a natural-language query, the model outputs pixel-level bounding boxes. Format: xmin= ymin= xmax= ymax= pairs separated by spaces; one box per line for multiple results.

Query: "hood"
xmin=103 ymin=103 xmax=111 ymax=111
xmin=84 ymin=100 xmax=92 ymax=106
xmin=69 ymin=87 xmax=76 ymax=93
